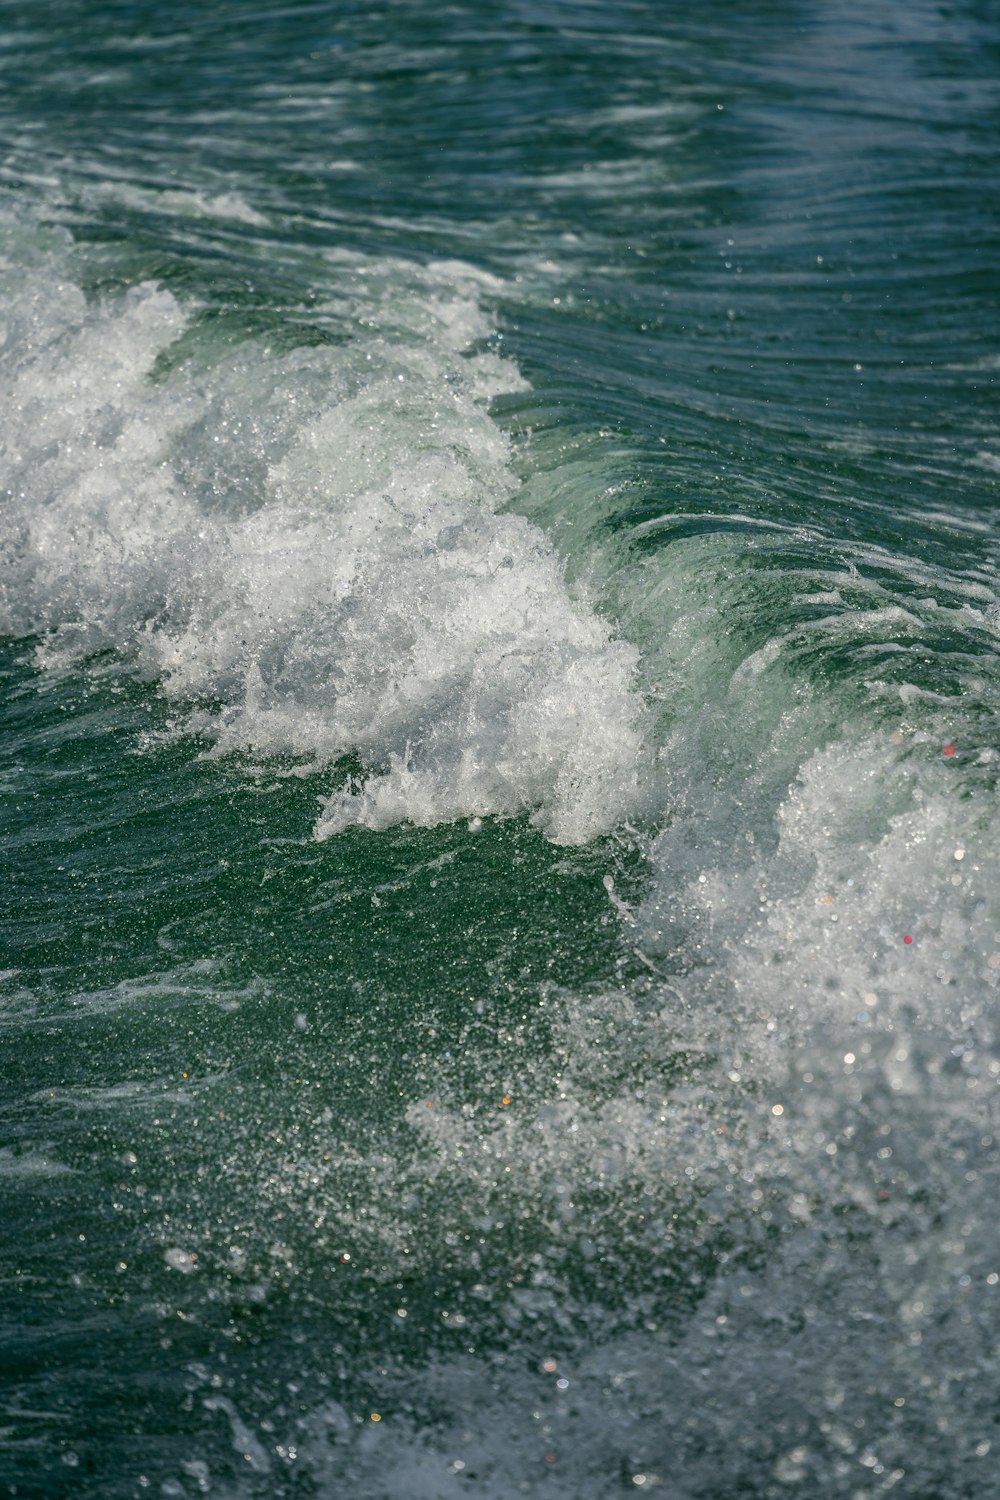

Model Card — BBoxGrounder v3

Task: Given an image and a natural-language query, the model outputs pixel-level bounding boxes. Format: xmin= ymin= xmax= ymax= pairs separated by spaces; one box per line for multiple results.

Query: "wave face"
xmin=2 ymin=1 xmax=1000 ymax=1497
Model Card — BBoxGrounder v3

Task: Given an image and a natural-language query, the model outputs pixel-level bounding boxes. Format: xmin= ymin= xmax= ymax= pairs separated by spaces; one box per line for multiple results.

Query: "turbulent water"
xmin=1 ymin=2 xmax=999 ymax=1496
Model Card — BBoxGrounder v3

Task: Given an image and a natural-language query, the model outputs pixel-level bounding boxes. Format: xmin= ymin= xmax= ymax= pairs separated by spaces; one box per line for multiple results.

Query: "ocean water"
xmin=1 ymin=0 xmax=998 ymax=1495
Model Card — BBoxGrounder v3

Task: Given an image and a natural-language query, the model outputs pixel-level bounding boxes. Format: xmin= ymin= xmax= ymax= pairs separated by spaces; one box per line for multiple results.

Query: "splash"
xmin=0 ymin=215 xmax=644 ymax=845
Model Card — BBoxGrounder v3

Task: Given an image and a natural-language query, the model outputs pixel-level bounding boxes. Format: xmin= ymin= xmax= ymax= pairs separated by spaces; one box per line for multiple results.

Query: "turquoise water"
xmin=1 ymin=2 xmax=999 ymax=1495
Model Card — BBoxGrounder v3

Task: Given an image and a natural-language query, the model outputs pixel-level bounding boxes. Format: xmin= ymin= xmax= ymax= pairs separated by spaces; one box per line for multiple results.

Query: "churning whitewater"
xmin=0 ymin=212 xmax=643 ymax=846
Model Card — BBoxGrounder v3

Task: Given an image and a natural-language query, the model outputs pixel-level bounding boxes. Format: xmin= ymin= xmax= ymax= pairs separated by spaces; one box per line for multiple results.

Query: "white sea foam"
xmin=4 ymin=204 xmax=1000 ymax=1499
xmin=0 ymin=216 xmax=644 ymax=844
xmin=86 ymin=181 xmax=271 ymax=226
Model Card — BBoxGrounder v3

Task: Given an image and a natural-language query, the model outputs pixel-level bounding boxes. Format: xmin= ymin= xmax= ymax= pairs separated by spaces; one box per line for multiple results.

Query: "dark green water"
xmin=1 ymin=2 xmax=999 ymax=1496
